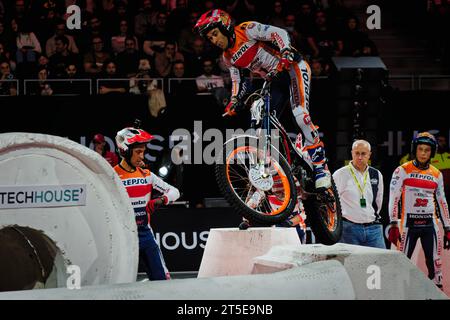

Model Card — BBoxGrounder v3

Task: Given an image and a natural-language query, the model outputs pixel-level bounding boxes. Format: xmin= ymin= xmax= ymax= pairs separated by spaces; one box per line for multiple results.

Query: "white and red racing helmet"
xmin=115 ymin=127 xmax=153 ymax=158
xmin=194 ymin=9 xmax=234 ymax=40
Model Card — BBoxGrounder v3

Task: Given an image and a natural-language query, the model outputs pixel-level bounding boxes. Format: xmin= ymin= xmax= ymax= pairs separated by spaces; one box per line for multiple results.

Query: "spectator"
xmin=65 ymin=63 xmax=79 ymax=79
xmin=143 ymin=11 xmax=170 ymax=58
xmin=30 ymin=0 xmax=60 ymax=22
xmin=83 ymin=36 xmax=111 ymax=76
xmin=196 ymin=58 xmax=224 ymax=92
xmin=116 ymin=36 xmax=140 ymax=77
xmin=0 ymin=20 xmax=16 ymax=54
xmin=310 ymin=58 xmax=328 ymax=76
xmin=59 ymin=63 xmax=88 ymax=95
xmin=169 ymin=60 xmax=196 ymax=97
xmin=49 ymin=35 xmax=81 ymax=79
xmin=99 ymin=0 xmax=120 ymax=32
xmin=114 ymin=127 xmax=180 ymax=281
xmin=341 ymin=16 xmax=377 ymax=57
xmin=115 ymin=1 xmax=132 ymax=26
xmin=225 ymin=0 xmax=257 ymax=24
xmin=83 ymin=0 xmax=98 ymax=16
xmin=431 ymin=133 xmax=450 ymax=201
xmin=93 ymin=133 xmax=119 ymax=166
xmin=15 ymin=20 xmax=42 ymax=65
xmin=183 ymin=37 xmax=207 ymax=77
xmin=0 ymin=61 xmax=17 ymax=96
xmin=325 ymin=0 xmax=352 ymax=31
xmin=31 ymin=66 xmax=53 ymax=96
xmin=388 ymin=132 xmax=450 ymax=289
xmin=35 ymin=8 xmax=60 ymax=47
xmin=79 ymin=15 xmax=109 ymax=53
xmin=166 ymin=0 xmax=190 ymax=38
xmin=111 ymin=20 xmax=139 ymax=55
xmin=154 ymin=41 xmax=184 ymax=77
xmin=12 ymin=0 xmax=27 ymax=22
xmin=0 ymin=41 xmax=15 ymax=71
xmin=98 ymin=59 xmax=128 ymax=94
xmin=177 ymin=11 xmax=200 ymax=55
xmin=45 ymin=19 xmax=79 ymax=57
xmin=196 ymin=57 xmax=229 ymax=106
xmin=89 ymin=15 xmax=108 ymax=41
xmin=307 ymin=10 xmax=343 ymax=60
xmin=134 ymin=0 xmax=159 ymax=41
xmin=37 ymin=53 xmax=51 ymax=72
xmin=266 ymin=1 xmax=286 ymax=28
xmin=333 ymin=140 xmax=385 ymax=248
xmin=284 ymin=14 xmax=302 ymax=49
xmin=297 ymin=1 xmax=315 ymax=34
xmin=129 ymin=57 xmax=161 ymax=96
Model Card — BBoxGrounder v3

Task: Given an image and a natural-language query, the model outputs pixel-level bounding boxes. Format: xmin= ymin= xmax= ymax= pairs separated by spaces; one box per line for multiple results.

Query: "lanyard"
xmin=347 ymin=164 xmax=368 ymax=199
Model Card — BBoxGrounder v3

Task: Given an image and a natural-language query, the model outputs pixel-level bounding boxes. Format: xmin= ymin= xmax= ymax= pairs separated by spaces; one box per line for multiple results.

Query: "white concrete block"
xmin=198 ymin=227 xmax=301 ymax=278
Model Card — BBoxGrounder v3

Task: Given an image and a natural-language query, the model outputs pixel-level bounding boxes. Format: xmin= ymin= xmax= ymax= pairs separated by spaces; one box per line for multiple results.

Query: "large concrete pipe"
xmin=0 ymin=133 xmax=138 ymax=291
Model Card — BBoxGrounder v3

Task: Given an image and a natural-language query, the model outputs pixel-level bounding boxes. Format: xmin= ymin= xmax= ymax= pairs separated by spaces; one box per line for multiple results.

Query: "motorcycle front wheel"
xmin=215 ymin=137 xmax=297 ymax=225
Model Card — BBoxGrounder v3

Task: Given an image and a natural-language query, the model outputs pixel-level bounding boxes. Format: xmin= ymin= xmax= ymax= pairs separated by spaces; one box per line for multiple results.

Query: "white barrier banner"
xmin=0 ymin=185 xmax=87 ymax=209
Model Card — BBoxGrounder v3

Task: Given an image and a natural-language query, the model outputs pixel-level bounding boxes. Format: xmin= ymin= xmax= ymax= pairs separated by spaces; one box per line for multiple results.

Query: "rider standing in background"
xmin=194 ymin=9 xmax=331 ymax=190
xmin=114 ymin=126 xmax=180 ymax=281
xmin=388 ymin=132 xmax=450 ymax=289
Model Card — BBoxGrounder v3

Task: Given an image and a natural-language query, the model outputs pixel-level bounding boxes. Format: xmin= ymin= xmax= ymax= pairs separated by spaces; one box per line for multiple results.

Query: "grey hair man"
xmin=332 ymin=139 xmax=385 ymax=248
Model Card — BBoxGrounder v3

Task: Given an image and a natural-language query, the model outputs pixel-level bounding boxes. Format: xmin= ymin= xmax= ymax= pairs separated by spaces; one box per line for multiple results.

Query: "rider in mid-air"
xmin=194 ymin=9 xmax=331 ymax=191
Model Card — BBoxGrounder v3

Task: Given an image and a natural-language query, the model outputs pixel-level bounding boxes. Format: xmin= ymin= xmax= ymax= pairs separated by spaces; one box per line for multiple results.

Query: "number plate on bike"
xmin=249 ymin=167 xmax=274 ymax=191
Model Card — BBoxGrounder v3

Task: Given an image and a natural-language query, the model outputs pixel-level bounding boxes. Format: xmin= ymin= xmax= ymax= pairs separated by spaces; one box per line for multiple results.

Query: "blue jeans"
xmin=139 ymin=231 xmax=168 ymax=281
xmin=340 ymin=220 xmax=386 ymax=249
xmin=16 ymin=49 xmax=37 ymax=63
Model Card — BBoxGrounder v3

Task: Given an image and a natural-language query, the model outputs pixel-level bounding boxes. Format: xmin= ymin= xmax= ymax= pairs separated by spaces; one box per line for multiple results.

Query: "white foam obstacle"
xmin=0 ymin=133 xmax=138 ymax=290
xmin=0 ymin=260 xmax=355 ymax=300
xmin=1 ymin=227 xmax=446 ymax=299
xmin=198 ymin=227 xmax=301 ymax=277
xmin=253 ymin=244 xmax=447 ymax=299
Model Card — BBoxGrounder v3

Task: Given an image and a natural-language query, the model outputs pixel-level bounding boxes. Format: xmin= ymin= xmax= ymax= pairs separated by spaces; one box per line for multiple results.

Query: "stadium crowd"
xmin=0 ymin=0 xmax=378 ymax=96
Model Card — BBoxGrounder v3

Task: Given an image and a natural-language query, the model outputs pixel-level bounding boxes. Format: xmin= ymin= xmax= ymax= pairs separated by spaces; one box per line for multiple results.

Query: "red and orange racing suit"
xmin=389 ymin=160 xmax=450 ymax=287
xmin=223 ymin=21 xmax=320 ymax=148
xmin=114 ymin=164 xmax=180 ymax=280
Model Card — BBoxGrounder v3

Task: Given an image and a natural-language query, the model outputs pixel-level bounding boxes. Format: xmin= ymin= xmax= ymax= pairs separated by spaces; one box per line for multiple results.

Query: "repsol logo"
xmin=410 ymin=173 xmax=434 ymax=181
xmin=122 ymin=178 xmax=147 ymax=186
xmin=232 ymin=44 xmax=250 ymax=64
xmin=155 ymin=231 xmax=209 ymax=250
xmin=301 ymin=67 xmax=310 ymax=108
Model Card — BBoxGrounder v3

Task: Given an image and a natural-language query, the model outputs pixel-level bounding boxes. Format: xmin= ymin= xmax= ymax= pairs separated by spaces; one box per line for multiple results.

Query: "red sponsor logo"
xmin=271 ymin=32 xmax=285 ymax=48
xmin=303 ymin=114 xmax=311 ymax=125
xmin=414 ymin=198 xmax=428 ymax=207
